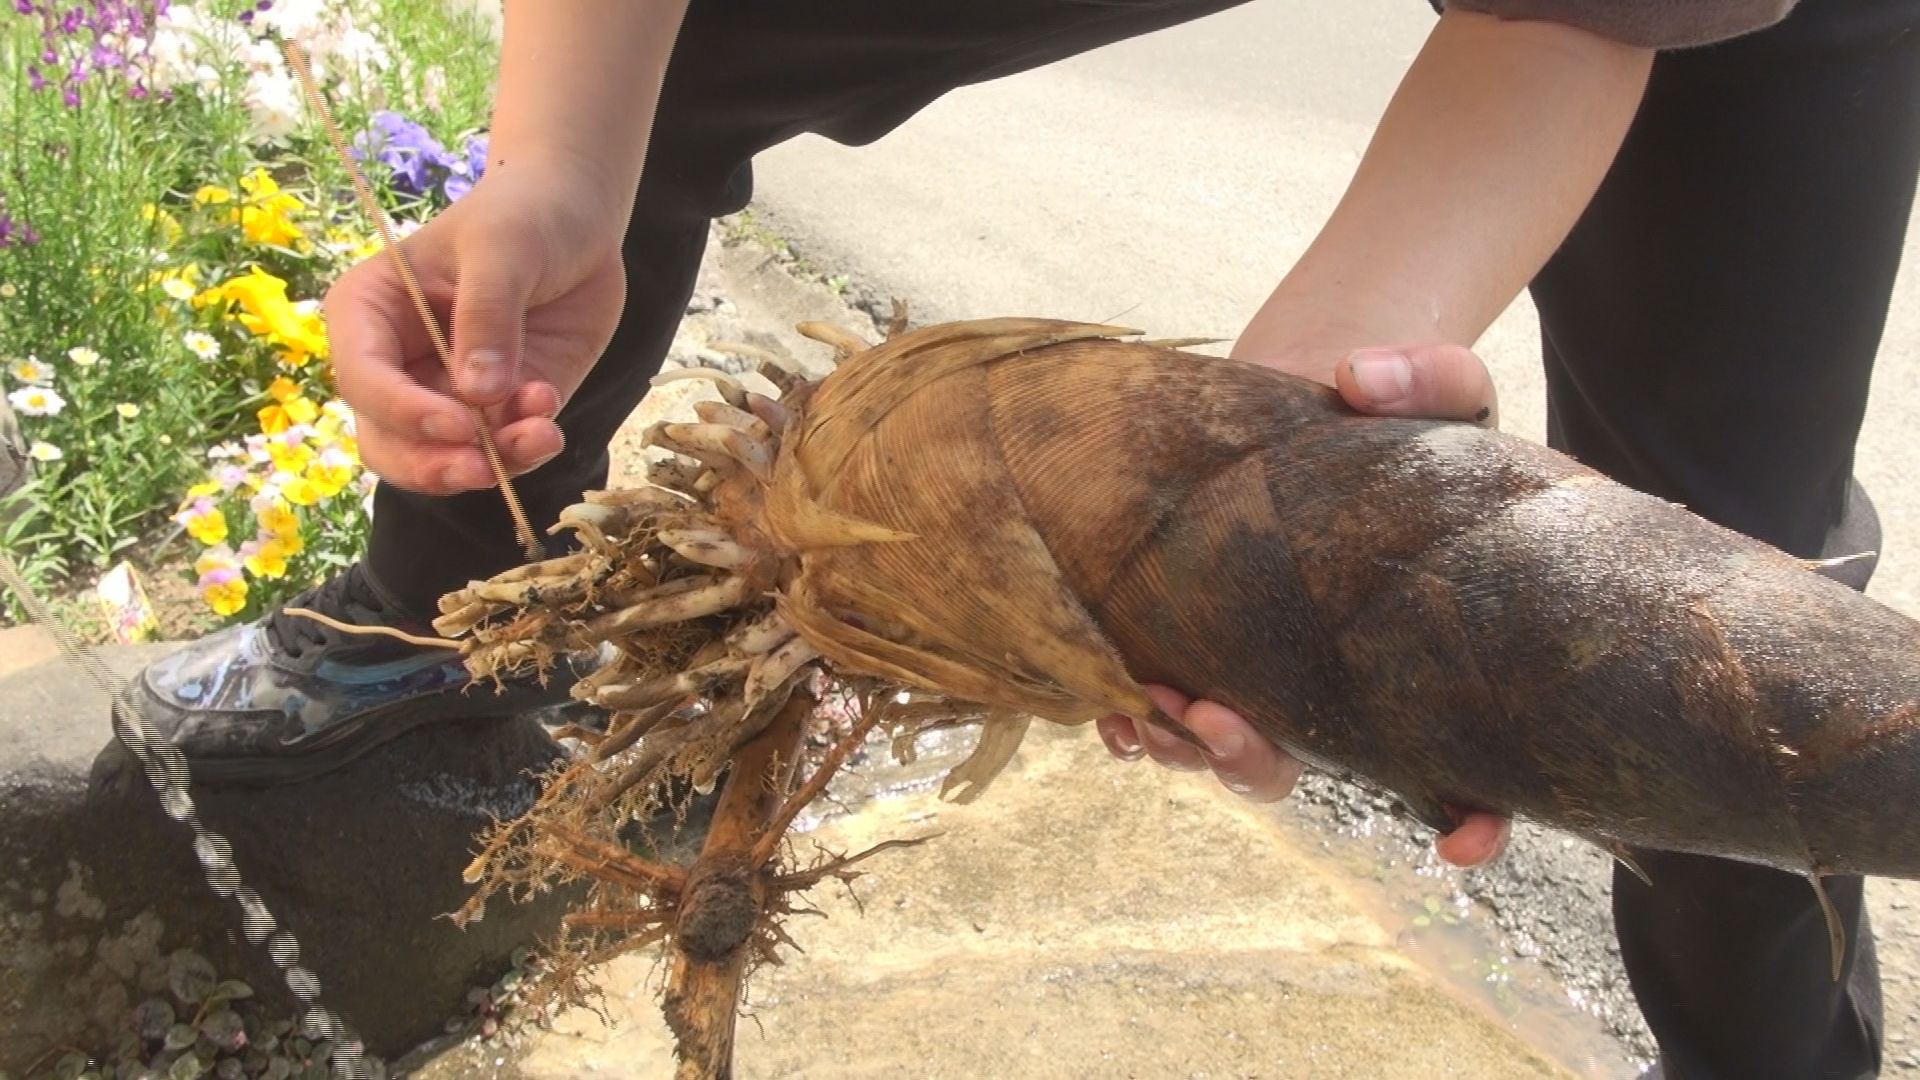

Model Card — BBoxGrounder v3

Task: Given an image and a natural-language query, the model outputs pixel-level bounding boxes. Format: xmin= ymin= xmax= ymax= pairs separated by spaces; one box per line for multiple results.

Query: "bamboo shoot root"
xmin=435 ymin=313 xmax=1920 ymax=1071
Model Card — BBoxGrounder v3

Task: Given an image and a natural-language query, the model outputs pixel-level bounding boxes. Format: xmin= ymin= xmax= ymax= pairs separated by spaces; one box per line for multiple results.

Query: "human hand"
xmin=323 ymin=158 xmax=629 ymax=494
xmin=1095 ymin=342 xmax=1511 ymax=869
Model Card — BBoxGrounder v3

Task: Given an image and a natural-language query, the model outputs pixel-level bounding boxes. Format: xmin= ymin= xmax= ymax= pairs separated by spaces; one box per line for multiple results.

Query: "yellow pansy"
xmin=267 ymin=440 xmax=315 ymax=476
xmin=184 ymin=507 xmax=228 ymax=545
xmin=306 ymin=447 xmax=356 ymax=498
xmin=235 ymin=168 xmax=306 ymax=249
xmin=215 ymin=267 xmax=329 ymax=365
xmin=141 ymin=202 xmax=184 ymax=246
xmin=193 ymin=185 xmax=233 ymax=205
xmin=259 ymin=395 xmax=321 ymax=437
xmin=146 ymin=263 xmax=200 ymax=301
xmin=256 ymin=500 xmax=300 ymax=538
xmin=242 ymin=535 xmax=301 ymax=579
xmin=201 ymin=574 xmax=248 ymax=616
xmin=282 ymin=475 xmax=322 ymax=506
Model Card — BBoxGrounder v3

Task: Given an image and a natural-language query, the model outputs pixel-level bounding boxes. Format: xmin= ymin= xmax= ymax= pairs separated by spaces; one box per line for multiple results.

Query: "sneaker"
xmin=128 ymin=562 xmax=592 ymax=786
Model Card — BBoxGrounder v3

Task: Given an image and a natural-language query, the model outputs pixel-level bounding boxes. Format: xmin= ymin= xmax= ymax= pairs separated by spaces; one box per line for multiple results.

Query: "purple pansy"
xmin=354 ymin=111 xmax=491 ymax=206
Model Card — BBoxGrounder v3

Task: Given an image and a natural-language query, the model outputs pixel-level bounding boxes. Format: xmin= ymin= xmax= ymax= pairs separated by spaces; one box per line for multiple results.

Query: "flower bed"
xmin=0 ymin=0 xmax=500 ymax=638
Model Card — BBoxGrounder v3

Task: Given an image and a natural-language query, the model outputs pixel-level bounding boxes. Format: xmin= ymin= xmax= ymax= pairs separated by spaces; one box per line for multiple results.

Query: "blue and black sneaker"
xmin=128 ymin=562 xmax=594 ymax=786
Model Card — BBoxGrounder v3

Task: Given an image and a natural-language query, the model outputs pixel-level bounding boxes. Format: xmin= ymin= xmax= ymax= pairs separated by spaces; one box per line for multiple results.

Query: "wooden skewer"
xmin=280 ymin=38 xmax=544 ymax=562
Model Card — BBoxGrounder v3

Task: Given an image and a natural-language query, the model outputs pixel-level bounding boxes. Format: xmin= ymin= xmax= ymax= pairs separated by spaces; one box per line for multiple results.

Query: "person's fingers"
xmin=355 ymin=423 xmax=496 ymax=495
xmin=1335 ymin=344 xmax=1500 ymax=427
xmin=1133 ymin=684 xmax=1211 ymax=772
xmin=450 ymin=222 xmax=544 ymax=407
xmin=1096 ymin=714 xmax=1147 ymax=761
xmin=495 ymin=414 xmax=565 ymax=475
xmin=1180 ymin=699 xmax=1304 ymax=802
xmin=1433 ymin=808 xmax=1511 ymax=868
xmin=324 ymin=260 xmax=473 ymax=469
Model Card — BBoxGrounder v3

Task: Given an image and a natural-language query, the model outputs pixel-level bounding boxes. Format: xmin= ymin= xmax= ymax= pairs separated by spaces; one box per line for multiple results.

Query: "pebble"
xmin=695 ymin=347 xmax=752 ymax=375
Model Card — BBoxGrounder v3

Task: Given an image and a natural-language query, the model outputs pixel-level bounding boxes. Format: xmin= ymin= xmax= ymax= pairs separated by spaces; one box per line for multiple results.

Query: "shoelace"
xmin=264 ymin=568 xmax=388 ymax=659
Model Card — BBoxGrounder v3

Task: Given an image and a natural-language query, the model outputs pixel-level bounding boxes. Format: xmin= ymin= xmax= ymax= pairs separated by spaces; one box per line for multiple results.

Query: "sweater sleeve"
xmin=1442 ymin=0 xmax=1799 ymax=48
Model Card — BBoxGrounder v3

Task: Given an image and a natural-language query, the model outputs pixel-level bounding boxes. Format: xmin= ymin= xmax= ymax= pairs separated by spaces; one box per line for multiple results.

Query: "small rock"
xmin=685 ymin=294 xmax=715 ymax=314
xmin=694 ymin=347 xmax=750 ymax=375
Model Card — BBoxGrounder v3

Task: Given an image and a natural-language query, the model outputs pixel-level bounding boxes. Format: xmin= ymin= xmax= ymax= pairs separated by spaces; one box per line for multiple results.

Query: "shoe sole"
xmin=146 ymin=680 xmax=576 ymax=789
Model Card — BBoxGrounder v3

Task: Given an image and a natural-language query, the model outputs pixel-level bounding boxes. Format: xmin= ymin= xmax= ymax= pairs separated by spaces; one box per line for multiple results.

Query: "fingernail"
xmin=462 ymin=349 xmax=510 ymax=398
xmin=1348 ymin=351 xmax=1413 ymax=406
xmin=445 ymin=460 xmax=491 ymax=491
xmin=1105 ymin=725 xmax=1146 ymax=761
xmin=421 ymin=413 xmax=466 ymax=443
xmin=1201 ymin=723 xmax=1244 ymax=760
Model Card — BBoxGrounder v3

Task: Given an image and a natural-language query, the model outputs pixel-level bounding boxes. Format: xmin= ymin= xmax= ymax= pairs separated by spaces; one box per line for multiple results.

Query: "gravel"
xmin=1284 ymin=770 xmax=1658 ymax=1069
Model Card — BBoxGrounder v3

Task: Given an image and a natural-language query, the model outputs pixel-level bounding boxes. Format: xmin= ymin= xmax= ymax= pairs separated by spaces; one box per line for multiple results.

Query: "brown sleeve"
xmin=1443 ymin=0 xmax=1798 ymax=48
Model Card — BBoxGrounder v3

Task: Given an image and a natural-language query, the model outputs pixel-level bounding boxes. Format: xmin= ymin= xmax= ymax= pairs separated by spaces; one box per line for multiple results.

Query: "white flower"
xmin=27 ymin=441 xmax=61 ymax=462
xmin=148 ymin=4 xmax=250 ymax=93
xmin=184 ymin=331 xmax=221 ymax=360
xmin=254 ymin=0 xmax=329 ymax=42
xmin=162 ymin=277 xmax=195 ymax=302
xmin=240 ymin=39 xmax=283 ymax=74
xmin=66 ymin=346 xmax=100 ymax=368
xmin=116 ymin=402 xmax=141 ymax=419
xmin=9 ymin=357 xmax=52 ymax=385
xmin=243 ymin=68 xmax=304 ymax=142
xmin=0 ymin=283 xmax=16 ymax=299
xmin=9 ymin=386 xmax=66 ymax=417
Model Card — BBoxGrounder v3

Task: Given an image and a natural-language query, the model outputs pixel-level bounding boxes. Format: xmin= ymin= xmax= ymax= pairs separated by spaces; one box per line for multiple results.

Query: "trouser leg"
xmin=364 ymin=0 xmax=1257 ymax=614
xmin=1527 ymin=0 xmax=1920 ymax=1074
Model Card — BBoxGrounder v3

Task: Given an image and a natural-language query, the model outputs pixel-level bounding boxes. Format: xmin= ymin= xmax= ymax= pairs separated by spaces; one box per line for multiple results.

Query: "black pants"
xmin=1532 ymin=3 xmax=1920 ymax=1077
xmin=363 ymin=1 xmax=1920 ymax=1075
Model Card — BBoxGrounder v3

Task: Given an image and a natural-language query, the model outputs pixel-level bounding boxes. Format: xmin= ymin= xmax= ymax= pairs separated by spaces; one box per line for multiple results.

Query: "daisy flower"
xmin=9 ymin=357 xmax=52 ymax=384
xmin=9 ymin=386 xmax=66 ymax=417
xmin=184 ymin=331 xmax=221 ymax=360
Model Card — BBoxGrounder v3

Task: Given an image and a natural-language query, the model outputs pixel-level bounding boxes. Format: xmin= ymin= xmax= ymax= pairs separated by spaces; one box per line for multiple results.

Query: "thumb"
xmin=449 ymin=230 xmax=539 ymax=407
xmin=1335 ymin=344 xmax=1499 ymax=427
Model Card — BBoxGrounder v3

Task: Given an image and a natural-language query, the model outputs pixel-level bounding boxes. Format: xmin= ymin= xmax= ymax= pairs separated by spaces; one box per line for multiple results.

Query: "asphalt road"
xmin=741 ymin=0 xmax=1920 ymax=1071
xmin=746 ymin=0 xmax=1920 ymax=617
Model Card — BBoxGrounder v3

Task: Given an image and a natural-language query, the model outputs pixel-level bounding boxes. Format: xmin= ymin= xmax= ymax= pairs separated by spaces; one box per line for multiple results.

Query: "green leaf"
xmin=166 ymin=949 xmax=218 ymax=1006
xmin=164 ymin=1023 xmax=200 ymax=1052
xmin=198 ymin=1008 xmax=246 ymax=1052
xmin=134 ymin=997 xmax=178 ymax=1042
xmin=1412 ymin=915 xmax=1432 ymax=928
xmin=206 ymin=979 xmax=254 ymax=1005
xmin=168 ymin=1053 xmax=207 ymax=1080
xmin=53 ymin=1053 xmax=90 ymax=1080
